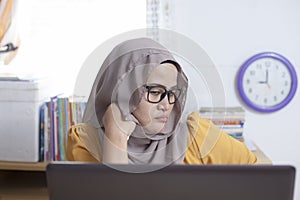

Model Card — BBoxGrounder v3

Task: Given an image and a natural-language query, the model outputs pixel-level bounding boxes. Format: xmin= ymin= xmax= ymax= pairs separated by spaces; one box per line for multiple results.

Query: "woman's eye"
xmin=149 ymin=91 xmax=161 ymax=96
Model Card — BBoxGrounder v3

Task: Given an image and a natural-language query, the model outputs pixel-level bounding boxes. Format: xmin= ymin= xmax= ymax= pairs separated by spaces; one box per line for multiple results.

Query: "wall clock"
xmin=237 ymin=52 xmax=297 ymax=113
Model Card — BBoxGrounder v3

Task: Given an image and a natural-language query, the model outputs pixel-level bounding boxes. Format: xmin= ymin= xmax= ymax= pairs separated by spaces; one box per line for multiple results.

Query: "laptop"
xmin=46 ymin=162 xmax=295 ymax=200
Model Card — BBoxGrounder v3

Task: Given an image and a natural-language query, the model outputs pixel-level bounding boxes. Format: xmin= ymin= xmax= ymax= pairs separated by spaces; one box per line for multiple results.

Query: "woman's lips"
xmin=155 ymin=116 xmax=168 ymax=122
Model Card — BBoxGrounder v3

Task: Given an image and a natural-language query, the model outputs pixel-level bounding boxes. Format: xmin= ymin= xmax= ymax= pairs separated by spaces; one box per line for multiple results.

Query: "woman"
xmin=66 ymin=38 xmax=257 ymax=165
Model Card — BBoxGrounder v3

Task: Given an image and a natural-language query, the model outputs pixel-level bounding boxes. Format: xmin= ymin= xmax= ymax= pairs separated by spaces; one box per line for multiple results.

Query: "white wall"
xmin=3 ymin=0 xmax=146 ymax=95
xmin=168 ymin=0 xmax=300 ymax=199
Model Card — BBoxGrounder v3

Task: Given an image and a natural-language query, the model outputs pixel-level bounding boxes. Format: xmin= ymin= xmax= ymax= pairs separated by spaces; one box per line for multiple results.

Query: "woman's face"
xmin=132 ymin=63 xmax=178 ymax=134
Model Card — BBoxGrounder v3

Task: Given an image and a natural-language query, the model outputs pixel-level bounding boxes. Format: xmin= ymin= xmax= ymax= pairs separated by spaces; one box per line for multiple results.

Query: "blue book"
xmin=38 ymin=103 xmax=45 ymax=162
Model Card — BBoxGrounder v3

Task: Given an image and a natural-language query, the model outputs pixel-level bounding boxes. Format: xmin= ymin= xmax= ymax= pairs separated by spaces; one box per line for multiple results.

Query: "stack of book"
xmin=199 ymin=107 xmax=245 ymax=142
xmin=39 ymin=95 xmax=86 ymax=162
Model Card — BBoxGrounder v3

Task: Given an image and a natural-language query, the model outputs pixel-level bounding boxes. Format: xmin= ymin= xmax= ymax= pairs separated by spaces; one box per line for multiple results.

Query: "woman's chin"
xmin=143 ymin=124 xmax=165 ymax=134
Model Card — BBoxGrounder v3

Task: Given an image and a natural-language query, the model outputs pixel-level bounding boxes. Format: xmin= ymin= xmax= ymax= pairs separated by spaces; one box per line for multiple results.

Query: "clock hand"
xmin=266 ymin=69 xmax=271 ymax=88
xmin=258 ymin=69 xmax=270 ymax=84
xmin=258 ymin=70 xmax=267 ymax=84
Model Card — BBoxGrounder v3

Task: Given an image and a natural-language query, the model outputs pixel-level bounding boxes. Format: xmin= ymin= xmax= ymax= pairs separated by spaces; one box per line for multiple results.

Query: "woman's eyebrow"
xmin=170 ymin=85 xmax=179 ymax=90
xmin=146 ymin=83 xmax=164 ymax=87
xmin=146 ymin=83 xmax=178 ymax=90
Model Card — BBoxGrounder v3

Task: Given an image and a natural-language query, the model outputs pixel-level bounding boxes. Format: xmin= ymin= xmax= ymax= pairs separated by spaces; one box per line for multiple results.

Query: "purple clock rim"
xmin=237 ymin=52 xmax=298 ymax=113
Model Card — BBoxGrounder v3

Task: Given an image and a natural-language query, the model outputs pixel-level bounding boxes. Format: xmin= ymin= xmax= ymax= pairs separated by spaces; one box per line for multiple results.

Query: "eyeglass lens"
xmin=146 ymin=86 xmax=180 ymax=104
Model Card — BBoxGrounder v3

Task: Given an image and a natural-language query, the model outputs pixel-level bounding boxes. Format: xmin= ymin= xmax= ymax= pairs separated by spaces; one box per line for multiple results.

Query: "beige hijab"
xmin=83 ymin=38 xmax=189 ymax=164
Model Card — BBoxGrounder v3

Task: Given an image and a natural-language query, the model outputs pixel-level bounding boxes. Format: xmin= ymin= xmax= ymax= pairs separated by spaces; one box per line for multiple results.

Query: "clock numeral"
xmin=248 ymin=88 xmax=252 ymax=93
xmin=276 ymin=65 xmax=279 ymax=70
xmin=246 ymin=79 xmax=250 ymax=84
xmin=264 ymin=98 xmax=268 ymax=104
xmin=284 ymin=81 xmax=289 ymax=86
xmin=250 ymin=70 xmax=256 ymax=76
xmin=282 ymin=72 xmax=286 ymax=78
xmin=255 ymin=95 xmax=259 ymax=101
xmin=273 ymin=96 xmax=277 ymax=101
xmin=281 ymin=90 xmax=285 ymax=95
xmin=265 ymin=61 xmax=271 ymax=68
xmin=256 ymin=64 xmax=262 ymax=69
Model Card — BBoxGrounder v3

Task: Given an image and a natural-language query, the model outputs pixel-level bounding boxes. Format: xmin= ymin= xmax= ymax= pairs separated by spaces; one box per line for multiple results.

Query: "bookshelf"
xmin=0 ymin=161 xmax=48 ymax=171
xmin=0 ymin=167 xmax=48 ymax=200
xmin=0 ymin=161 xmax=48 ymax=200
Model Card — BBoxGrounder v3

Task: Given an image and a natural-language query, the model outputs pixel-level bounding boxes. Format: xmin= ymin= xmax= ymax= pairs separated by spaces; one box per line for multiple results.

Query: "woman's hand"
xmin=102 ymin=103 xmax=136 ymax=136
xmin=102 ymin=103 xmax=136 ymax=164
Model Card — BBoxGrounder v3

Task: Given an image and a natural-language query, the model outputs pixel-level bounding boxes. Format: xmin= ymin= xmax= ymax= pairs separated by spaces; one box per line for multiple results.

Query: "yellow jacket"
xmin=66 ymin=112 xmax=257 ymax=164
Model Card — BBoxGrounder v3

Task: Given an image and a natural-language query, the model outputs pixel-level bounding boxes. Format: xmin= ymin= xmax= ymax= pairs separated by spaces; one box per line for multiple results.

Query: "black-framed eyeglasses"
xmin=144 ymin=85 xmax=181 ymax=104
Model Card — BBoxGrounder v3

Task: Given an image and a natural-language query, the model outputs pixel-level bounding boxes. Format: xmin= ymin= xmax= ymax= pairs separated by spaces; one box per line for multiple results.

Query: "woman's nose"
xmin=158 ymin=95 xmax=170 ymax=111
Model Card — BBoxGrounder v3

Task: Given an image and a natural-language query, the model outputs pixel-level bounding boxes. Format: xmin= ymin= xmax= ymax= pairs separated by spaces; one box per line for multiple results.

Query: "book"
xmin=200 ymin=106 xmax=246 ymax=142
xmin=38 ymin=104 xmax=45 ymax=162
xmin=38 ymin=95 xmax=87 ymax=161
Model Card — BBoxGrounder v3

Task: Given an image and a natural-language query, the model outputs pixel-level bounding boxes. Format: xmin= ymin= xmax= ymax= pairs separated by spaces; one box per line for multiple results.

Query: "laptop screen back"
xmin=46 ymin=163 xmax=295 ymax=200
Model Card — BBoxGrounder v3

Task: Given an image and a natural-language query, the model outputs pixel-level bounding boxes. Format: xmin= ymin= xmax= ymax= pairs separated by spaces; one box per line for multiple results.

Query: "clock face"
xmin=238 ymin=52 xmax=297 ymax=112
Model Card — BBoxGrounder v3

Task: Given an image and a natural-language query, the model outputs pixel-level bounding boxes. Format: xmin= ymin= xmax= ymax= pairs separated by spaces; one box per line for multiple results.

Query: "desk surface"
xmin=0 ymin=145 xmax=272 ymax=200
xmin=0 ymin=144 xmax=272 ymax=172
